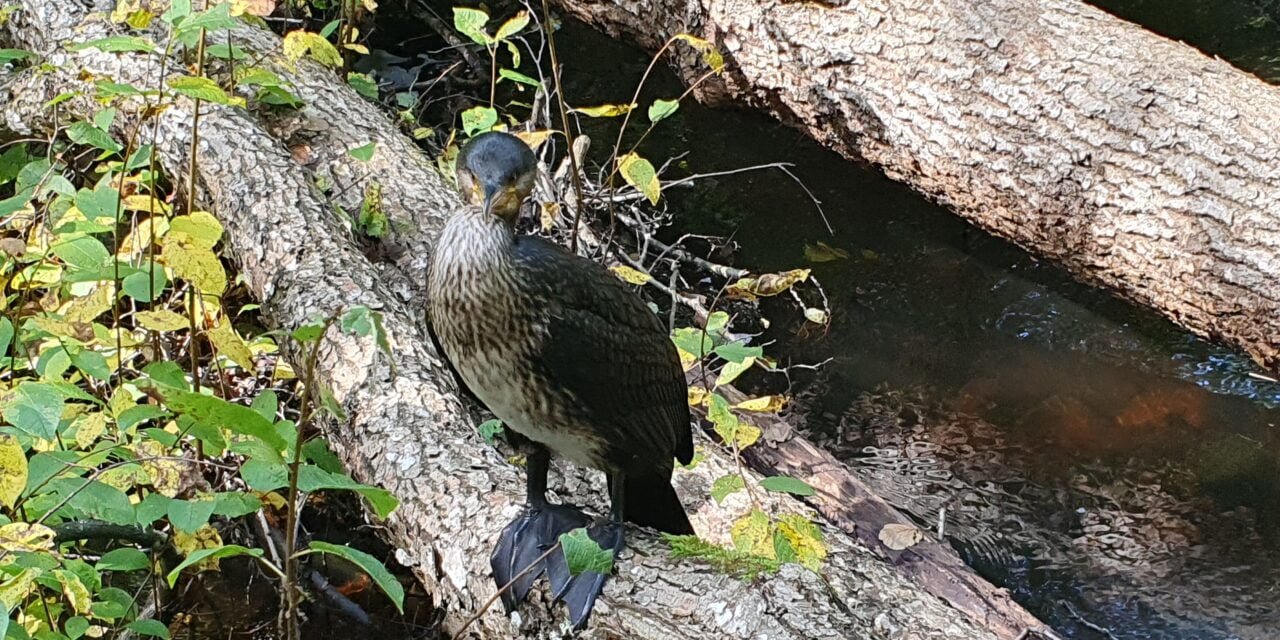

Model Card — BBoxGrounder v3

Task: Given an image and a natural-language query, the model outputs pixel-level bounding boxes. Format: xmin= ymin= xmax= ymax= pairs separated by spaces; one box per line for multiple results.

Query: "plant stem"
xmin=539 ymin=0 xmax=588 ymax=252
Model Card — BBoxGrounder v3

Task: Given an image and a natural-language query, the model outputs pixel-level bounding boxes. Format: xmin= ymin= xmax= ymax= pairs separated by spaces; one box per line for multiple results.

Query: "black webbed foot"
xmin=545 ymin=519 xmax=626 ymax=630
xmin=490 ymin=502 xmax=591 ymax=612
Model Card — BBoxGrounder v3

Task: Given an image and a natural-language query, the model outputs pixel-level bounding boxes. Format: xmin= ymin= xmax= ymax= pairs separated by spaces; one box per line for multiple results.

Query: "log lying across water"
xmin=554 ymin=0 xmax=1280 ymax=375
xmin=1 ymin=2 xmax=1056 ymax=638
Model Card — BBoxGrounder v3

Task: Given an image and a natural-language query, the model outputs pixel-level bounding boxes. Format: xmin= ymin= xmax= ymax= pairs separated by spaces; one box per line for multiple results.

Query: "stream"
xmin=552 ymin=4 xmax=1280 ymax=639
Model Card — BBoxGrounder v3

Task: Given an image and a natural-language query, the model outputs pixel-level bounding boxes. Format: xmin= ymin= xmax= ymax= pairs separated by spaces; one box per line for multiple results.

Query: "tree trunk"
xmin=551 ymin=0 xmax=1280 ymax=375
xmin=0 ymin=2 xmax=1054 ymax=639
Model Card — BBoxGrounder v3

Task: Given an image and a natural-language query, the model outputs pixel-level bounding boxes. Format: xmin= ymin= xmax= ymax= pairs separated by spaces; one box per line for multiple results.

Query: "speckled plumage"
xmin=426 ymin=205 xmax=693 ymax=478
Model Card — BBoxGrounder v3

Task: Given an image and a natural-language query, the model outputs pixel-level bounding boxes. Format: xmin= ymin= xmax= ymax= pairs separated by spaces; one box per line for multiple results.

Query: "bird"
xmin=426 ymin=131 xmax=694 ymax=628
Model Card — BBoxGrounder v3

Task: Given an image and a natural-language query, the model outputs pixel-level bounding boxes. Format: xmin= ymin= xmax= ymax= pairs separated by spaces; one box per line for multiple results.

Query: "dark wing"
xmin=513 ymin=236 xmax=693 ymax=469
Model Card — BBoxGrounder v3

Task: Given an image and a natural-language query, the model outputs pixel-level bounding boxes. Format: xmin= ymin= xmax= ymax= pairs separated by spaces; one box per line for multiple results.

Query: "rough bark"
xmin=0 ymin=3 xmax=1035 ymax=639
xmin=552 ymin=0 xmax=1280 ymax=376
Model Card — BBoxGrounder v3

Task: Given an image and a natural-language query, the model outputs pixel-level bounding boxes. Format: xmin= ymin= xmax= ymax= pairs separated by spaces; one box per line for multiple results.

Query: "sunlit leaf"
xmin=711 ymin=474 xmax=745 ymax=504
xmin=495 ymin=10 xmax=529 ymax=40
xmin=168 ymin=211 xmax=223 ymax=249
xmin=803 ymin=308 xmax=828 ymax=325
xmin=168 ymin=76 xmax=246 ymax=107
xmin=569 ymin=103 xmax=636 ymax=117
xmin=499 ymin=68 xmax=541 ymax=88
xmin=461 ymin=105 xmax=498 ymax=136
xmin=54 ymin=569 xmax=92 ymax=614
xmin=452 ymin=7 xmax=491 ymax=46
xmin=609 ymin=265 xmax=651 ymax=285
xmin=730 ymin=508 xmax=772 ymax=557
xmin=348 ymin=141 xmax=376 ymax=162
xmin=71 ymin=411 xmax=108 ymax=449
xmin=673 ymin=33 xmax=725 ymax=73
xmin=231 ymin=0 xmax=276 ymax=17
xmin=725 ymin=269 xmax=811 ymax=300
xmin=0 ymin=434 xmax=27 ymax=510
xmin=0 ymin=523 xmax=55 ymax=552
xmin=648 ymin=98 xmax=679 ymax=123
xmin=135 ymin=310 xmax=189 ymax=332
xmin=734 ymin=395 xmax=787 ymax=413
xmin=715 ymin=356 xmax=754 ymax=387
xmin=207 ymin=320 xmax=255 ymax=371
xmin=618 ymin=152 xmax=660 ymax=205
xmin=309 ymin=541 xmax=405 ymax=613
xmin=759 ymin=476 xmax=815 ymax=497
xmin=687 ymin=385 xmax=707 ymax=407
xmin=282 ymin=30 xmax=343 ymax=67
xmin=161 ymin=238 xmax=226 ymax=295
xmin=0 ymin=568 xmax=40 ymax=612
xmin=559 ymin=528 xmax=614 ymax=577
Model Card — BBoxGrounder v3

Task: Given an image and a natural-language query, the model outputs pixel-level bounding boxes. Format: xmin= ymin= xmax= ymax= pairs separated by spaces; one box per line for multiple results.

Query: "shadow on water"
xmin=543 ymin=6 xmax=1280 ymax=639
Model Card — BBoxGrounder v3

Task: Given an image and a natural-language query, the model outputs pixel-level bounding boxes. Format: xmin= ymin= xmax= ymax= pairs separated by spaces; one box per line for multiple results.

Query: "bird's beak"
xmin=482 ymin=187 xmax=497 ymax=218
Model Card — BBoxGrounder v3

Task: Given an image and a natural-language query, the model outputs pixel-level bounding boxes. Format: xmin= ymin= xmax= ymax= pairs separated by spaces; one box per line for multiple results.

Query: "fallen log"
xmin=552 ymin=0 xmax=1280 ymax=375
xmin=0 ymin=2 xmax=1032 ymax=638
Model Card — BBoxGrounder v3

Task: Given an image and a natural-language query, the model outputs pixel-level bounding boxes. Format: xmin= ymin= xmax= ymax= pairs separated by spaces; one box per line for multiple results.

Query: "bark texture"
xmin=0 ymin=2 xmax=1042 ymax=638
xmin=552 ymin=0 xmax=1280 ymax=374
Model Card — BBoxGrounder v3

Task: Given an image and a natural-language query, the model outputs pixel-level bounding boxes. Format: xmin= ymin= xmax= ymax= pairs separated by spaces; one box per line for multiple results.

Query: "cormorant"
xmin=426 ymin=131 xmax=694 ymax=628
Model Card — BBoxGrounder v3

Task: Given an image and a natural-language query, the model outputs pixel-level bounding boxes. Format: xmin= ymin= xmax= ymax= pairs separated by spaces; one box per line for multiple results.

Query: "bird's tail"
xmin=616 ymin=473 xmax=694 ymax=535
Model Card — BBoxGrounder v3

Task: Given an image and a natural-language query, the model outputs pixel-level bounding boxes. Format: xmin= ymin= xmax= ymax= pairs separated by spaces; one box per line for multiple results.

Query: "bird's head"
xmin=456 ymin=131 xmax=537 ymax=224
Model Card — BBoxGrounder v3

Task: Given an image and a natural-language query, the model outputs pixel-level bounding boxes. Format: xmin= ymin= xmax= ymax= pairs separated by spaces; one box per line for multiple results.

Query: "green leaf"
xmin=173 ymin=2 xmax=235 ymax=42
xmin=348 ymin=141 xmax=376 ymax=162
xmin=452 ymin=7 xmax=492 ymax=46
xmin=70 ymin=36 xmax=157 ymax=53
xmin=117 ymin=405 xmax=169 ymax=431
xmin=166 ymin=545 xmax=263 ymax=587
xmin=559 ymin=528 xmax=614 ymax=577
xmin=0 ymin=49 xmax=32 ymax=64
xmin=730 ymin=508 xmax=771 ymax=556
xmin=297 ymin=465 xmax=398 ymax=519
xmin=168 ymin=76 xmax=245 ymax=107
xmin=671 ymin=327 xmax=713 ymax=357
xmin=477 ymin=419 xmax=503 ymax=446
xmin=167 ymin=497 xmax=217 ymax=533
xmin=302 ymin=439 xmax=344 ymax=474
xmin=291 ymin=321 xmax=325 ymax=343
xmin=309 ymin=542 xmax=405 ymax=613
xmin=339 ymin=306 xmax=375 ymax=337
xmin=135 ymin=493 xmax=173 ymax=526
xmin=461 ymin=106 xmax=498 ymax=136
xmin=46 ymin=479 xmax=134 ymax=524
xmin=97 ymin=548 xmax=151 ymax=572
xmin=70 ymin=348 xmax=111 ymax=380
xmin=75 ymin=184 xmax=121 ymax=220
xmin=759 ymin=476 xmax=816 ymax=497
xmin=713 ymin=341 xmax=762 ymax=364
xmin=125 ymin=619 xmax=170 ymax=639
xmin=3 ymin=382 xmax=64 ymax=440
xmin=211 ymin=491 xmax=261 ymax=518
xmin=206 ymin=42 xmax=248 ymax=60
xmin=250 ymin=391 xmax=278 ymax=423
xmin=347 ymin=72 xmax=378 ymax=99
xmin=122 ymin=266 xmax=168 ymax=302
xmin=239 ymin=459 xmax=288 ymax=491
xmin=648 ymin=98 xmax=679 ymax=123
xmin=65 ymin=615 xmax=90 ymax=639
xmin=710 ymin=474 xmax=745 ymax=505
xmin=498 ymin=68 xmax=540 ymax=88
xmin=67 ymin=121 xmax=122 ymax=154
xmin=618 ymin=153 xmax=660 ymax=205
xmin=143 ymin=382 xmax=286 ymax=452
xmin=494 ymin=10 xmax=529 ymax=41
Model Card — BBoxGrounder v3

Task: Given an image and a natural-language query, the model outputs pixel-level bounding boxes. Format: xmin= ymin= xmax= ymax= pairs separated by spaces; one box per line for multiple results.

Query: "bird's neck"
xmin=433 ymin=204 xmax=516 ymax=272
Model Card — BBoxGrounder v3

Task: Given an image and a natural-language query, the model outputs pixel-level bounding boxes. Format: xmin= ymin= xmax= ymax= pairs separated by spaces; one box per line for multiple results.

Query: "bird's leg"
xmin=549 ymin=473 xmax=629 ymax=630
xmin=490 ymin=446 xmax=589 ymax=612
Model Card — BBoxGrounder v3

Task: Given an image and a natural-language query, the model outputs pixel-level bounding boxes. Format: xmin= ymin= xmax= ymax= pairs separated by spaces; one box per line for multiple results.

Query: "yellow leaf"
xmin=136 ymin=440 xmax=182 ymax=496
xmin=173 ymin=525 xmax=223 ymax=571
xmin=730 ymin=508 xmax=773 ymax=557
xmin=803 ymin=308 xmax=828 ymax=325
xmin=618 ymin=152 xmax=661 ymax=205
xmin=715 ymin=356 xmax=754 ymax=387
xmin=0 ymin=434 xmax=27 ymax=509
xmin=878 ymin=523 xmax=923 ymax=551
xmin=118 ymin=216 xmax=170 ymax=259
xmin=803 ymin=241 xmax=849 ymax=263
xmin=121 ymin=195 xmax=172 ymax=215
xmin=166 ymin=211 xmax=223 ymax=250
xmin=10 ymin=262 xmax=62 ymax=289
xmin=63 ymin=282 xmax=116 ymax=324
xmin=0 ymin=523 xmax=55 ymax=553
xmin=514 ymin=129 xmax=555 ymax=149
xmin=734 ymin=395 xmax=787 ymax=413
xmin=53 ymin=569 xmax=92 ymax=614
xmin=344 ymin=42 xmax=370 ymax=54
xmin=673 ymin=33 xmax=726 ymax=73
xmin=0 ymin=568 xmax=40 ymax=611
xmin=725 ymin=269 xmax=811 ymax=300
xmin=107 ymin=387 xmax=136 ymax=418
xmin=777 ymin=514 xmax=827 ymax=571
xmin=687 ymin=386 xmax=708 ymax=407
xmin=733 ymin=422 xmax=761 ymax=449
xmin=609 ymin=265 xmax=651 ymax=285
xmin=72 ymin=412 xmax=108 ymax=449
xmin=162 ymin=238 xmax=226 ymax=295
xmin=282 ymin=30 xmax=343 ymax=67
xmin=207 ymin=320 xmax=255 ymax=371
xmin=135 ymin=309 xmax=190 ymax=332
xmin=257 ymin=491 xmax=288 ymax=510
xmin=569 ymin=103 xmax=636 ymax=117
xmin=677 ymin=347 xmax=697 ymax=371
xmin=539 ymin=201 xmax=560 ymax=231
xmin=231 ymin=0 xmax=276 ymax=16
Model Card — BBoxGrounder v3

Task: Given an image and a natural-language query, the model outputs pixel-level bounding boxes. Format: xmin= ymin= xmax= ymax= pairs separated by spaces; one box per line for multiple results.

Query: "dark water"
xmin=546 ymin=4 xmax=1280 ymax=639
xmin=386 ymin=1 xmax=1280 ymax=638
